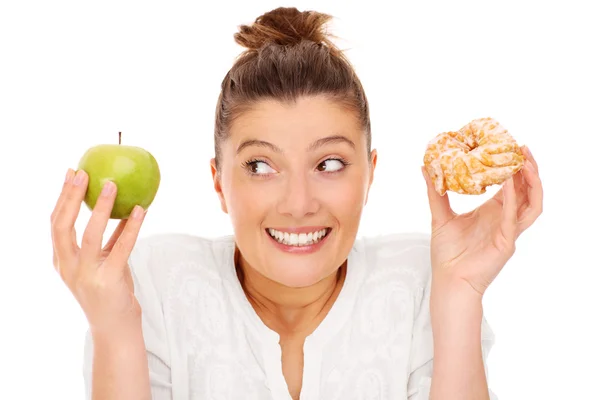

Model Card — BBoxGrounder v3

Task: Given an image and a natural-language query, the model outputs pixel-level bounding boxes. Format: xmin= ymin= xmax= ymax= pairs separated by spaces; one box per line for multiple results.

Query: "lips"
xmin=266 ymin=227 xmax=331 ymax=246
xmin=264 ymin=226 xmax=333 ymax=254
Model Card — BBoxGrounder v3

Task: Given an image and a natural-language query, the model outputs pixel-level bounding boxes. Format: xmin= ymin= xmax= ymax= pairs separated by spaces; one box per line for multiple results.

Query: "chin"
xmin=261 ymin=226 xmax=338 ymax=287
xmin=267 ymin=262 xmax=328 ymax=288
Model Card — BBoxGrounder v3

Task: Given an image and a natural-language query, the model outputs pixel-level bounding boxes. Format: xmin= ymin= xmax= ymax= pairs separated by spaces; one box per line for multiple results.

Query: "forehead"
xmin=228 ymin=95 xmax=362 ymax=148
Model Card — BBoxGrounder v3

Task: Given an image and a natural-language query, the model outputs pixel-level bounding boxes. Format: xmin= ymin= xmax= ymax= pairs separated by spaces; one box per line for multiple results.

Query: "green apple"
xmin=77 ymin=132 xmax=161 ymax=219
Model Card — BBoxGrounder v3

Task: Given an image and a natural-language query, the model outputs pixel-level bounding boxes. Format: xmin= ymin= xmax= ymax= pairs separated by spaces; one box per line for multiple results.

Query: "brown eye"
xmin=317 ymin=159 xmax=345 ymax=172
xmin=247 ymin=160 xmax=275 ymax=175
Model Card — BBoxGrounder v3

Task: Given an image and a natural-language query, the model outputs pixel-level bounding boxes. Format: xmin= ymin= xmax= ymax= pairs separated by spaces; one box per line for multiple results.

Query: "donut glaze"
xmin=423 ymin=117 xmax=524 ymax=195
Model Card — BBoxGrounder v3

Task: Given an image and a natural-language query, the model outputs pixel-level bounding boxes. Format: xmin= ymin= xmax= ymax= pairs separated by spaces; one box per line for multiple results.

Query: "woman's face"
xmin=211 ymin=95 xmax=377 ymax=288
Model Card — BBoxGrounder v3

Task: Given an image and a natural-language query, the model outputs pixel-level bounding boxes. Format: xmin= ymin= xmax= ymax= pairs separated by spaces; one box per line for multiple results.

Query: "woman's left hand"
xmin=422 ymin=146 xmax=543 ymax=297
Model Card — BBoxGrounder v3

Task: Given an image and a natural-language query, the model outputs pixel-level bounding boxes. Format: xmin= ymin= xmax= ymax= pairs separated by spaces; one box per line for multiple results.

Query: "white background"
xmin=1 ymin=0 xmax=598 ymax=399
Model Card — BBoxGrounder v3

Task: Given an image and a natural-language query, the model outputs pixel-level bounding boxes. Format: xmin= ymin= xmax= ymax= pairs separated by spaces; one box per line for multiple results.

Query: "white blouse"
xmin=83 ymin=232 xmax=497 ymax=399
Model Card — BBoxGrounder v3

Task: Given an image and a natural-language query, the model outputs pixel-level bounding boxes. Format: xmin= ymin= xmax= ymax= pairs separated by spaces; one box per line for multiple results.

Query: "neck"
xmin=235 ymin=248 xmax=346 ymax=338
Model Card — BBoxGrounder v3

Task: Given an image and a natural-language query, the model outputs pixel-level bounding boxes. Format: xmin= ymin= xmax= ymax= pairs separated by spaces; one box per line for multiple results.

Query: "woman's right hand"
xmin=51 ymin=168 xmax=147 ymax=337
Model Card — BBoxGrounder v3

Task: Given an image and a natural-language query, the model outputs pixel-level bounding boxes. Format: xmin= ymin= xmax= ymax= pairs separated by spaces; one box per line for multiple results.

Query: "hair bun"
xmin=235 ymin=7 xmax=336 ymax=51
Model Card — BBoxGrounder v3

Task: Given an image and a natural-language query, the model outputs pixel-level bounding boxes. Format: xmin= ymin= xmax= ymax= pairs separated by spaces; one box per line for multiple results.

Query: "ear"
xmin=364 ymin=149 xmax=378 ymax=205
xmin=210 ymin=158 xmax=228 ymax=214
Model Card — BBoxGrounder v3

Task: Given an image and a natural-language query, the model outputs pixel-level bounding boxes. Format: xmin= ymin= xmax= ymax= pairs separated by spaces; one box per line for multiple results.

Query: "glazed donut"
xmin=423 ymin=117 xmax=524 ymax=195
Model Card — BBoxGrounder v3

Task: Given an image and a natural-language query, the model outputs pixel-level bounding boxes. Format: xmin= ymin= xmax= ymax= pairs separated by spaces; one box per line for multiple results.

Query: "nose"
xmin=276 ymin=171 xmax=319 ymax=219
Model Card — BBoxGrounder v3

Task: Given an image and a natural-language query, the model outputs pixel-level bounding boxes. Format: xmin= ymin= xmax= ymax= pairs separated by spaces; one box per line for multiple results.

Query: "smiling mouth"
xmin=266 ymin=228 xmax=332 ymax=247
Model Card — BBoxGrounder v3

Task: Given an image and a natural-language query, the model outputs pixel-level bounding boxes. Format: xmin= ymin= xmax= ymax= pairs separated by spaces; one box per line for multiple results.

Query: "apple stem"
xmin=119 ymin=131 xmax=121 ymax=145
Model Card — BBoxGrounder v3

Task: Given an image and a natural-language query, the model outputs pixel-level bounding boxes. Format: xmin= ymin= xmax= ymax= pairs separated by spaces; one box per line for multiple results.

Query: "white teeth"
xmin=299 ymin=233 xmax=307 ymax=245
xmin=289 ymin=233 xmax=299 ymax=245
xmin=267 ymin=228 xmax=329 ymax=246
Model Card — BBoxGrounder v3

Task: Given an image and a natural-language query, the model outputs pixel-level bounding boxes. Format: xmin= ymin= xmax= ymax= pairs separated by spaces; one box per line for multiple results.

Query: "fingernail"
xmin=73 ymin=170 xmax=85 ymax=186
xmin=65 ymin=169 xmax=74 ymax=183
xmin=525 ymin=146 xmax=533 ymax=157
xmin=101 ymin=181 xmax=115 ymax=197
xmin=131 ymin=205 xmax=145 ymax=219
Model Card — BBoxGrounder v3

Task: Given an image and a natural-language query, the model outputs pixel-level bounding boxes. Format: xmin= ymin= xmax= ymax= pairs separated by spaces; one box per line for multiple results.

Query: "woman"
xmin=50 ymin=7 xmax=543 ymax=400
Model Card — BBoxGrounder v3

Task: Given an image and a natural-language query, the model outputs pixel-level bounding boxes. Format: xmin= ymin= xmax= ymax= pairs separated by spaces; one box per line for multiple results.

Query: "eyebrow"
xmin=236 ymin=135 xmax=355 ymax=155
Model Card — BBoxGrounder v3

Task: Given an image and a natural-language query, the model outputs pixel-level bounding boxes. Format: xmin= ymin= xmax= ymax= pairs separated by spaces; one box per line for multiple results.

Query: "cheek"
xmin=318 ymin=173 xmax=367 ymax=218
xmin=225 ymin=176 xmax=272 ymax=227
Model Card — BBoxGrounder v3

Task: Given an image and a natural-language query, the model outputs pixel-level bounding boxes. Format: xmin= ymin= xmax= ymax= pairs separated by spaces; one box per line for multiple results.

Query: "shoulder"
xmin=131 ymin=232 xmax=232 ymax=258
xmin=362 ymin=231 xmax=430 ymax=253
xmin=356 ymin=232 xmax=431 ymax=289
xmin=130 ymin=232 xmax=232 ymax=268
xmin=127 ymin=232 xmax=234 ymax=299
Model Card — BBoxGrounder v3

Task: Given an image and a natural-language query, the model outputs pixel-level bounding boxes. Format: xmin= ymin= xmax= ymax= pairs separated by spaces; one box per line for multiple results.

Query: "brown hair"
xmin=213 ymin=7 xmax=371 ymax=171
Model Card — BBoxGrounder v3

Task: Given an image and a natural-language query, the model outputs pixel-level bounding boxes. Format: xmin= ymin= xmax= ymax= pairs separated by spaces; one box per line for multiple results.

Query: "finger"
xmin=52 ymin=169 xmax=76 ymax=267
xmin=522 ymin=146 xmax=538 ymax=173
xmin=513 ymin=168 xmax=529 ymax=211
xmin=493 ymin=168 xmax=527 ymax=206
xmin=104 ymin=205 xmax=147 ymax=272
xmin=500 ymin=176 xmax=518 ymax=245
xmin=80 ymin=181 xmax=118 ymax=266
xmin=422 ymin=166 xmax=454 ymax=228
xmin=51 ymin=169 xmax=76 ymax=225
xmin=517 ymin=160 xmax=543 ymax=234
xmin=51 ymin=169 xmax=88 ymax=266
xmin=102 ymin=219 xmax=128 ymax=252
xmin=494 ymin=147 xmax=529 ymax=208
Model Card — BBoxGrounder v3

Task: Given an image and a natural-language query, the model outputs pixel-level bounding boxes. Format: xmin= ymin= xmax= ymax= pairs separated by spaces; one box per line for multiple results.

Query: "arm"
xmin=406 ymin=246 xmax=496 ymax=400
xmin=89 ymin=326 xmax=151 ymax=400
xmin=429 ymin=278 xmax=489 ymax=400
xmin=418 ymin=144 xmax=542 ymax=398
xmin=83 ymin=238 xmax=172 ymax=400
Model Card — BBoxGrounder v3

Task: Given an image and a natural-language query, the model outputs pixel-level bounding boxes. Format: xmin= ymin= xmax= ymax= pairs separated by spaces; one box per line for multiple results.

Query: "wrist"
xmin=430 ymin=297 xmax=483 ymax=332
xmin=430 ymin=297 xmax=484 ymax=362
xmin=91 ymin=327 xmax=147 ymax=365
xmin=431 ymin=273 xmax=484 ymax=304
xmin=89 ymin=321 xmax=151 ymax=400
xmin=430 ymin=275 xmax=484 ymax=332
xmin=91 ymin=319 xmax=144 ymax=345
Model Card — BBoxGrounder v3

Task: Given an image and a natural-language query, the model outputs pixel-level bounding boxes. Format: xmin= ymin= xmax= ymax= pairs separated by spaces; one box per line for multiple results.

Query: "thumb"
xmin=421 ymin=166 xmax=454 ymax=227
